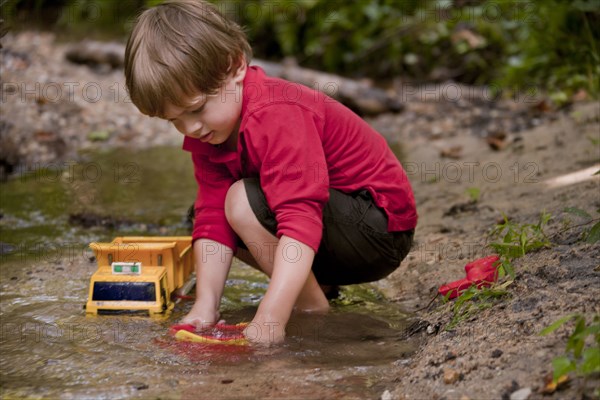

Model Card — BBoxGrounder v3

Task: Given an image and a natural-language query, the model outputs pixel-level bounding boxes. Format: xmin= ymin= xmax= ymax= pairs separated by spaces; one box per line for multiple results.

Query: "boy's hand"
xmin=181 ymin=302 xmax=221 ymax=331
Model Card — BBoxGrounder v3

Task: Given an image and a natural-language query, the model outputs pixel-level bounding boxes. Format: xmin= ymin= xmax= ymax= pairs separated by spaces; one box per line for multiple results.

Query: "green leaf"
xmin=552 ymin=356 xmax=575 ymax=382
xmin=581 ymin=347 xmax=600 ymax=374
xmin=520 ymin=230 xmax=529 ymax=255
xmin=564 ymin=207 xmax=592 ymax=220
xmin=87 ymin=130 xmax=111 ymax=142
xmin=573 ymin=323 xmax=600 ymax=341
xmin=496 ymin=280 xmax=514 ymax=291
xmin=586 ymin=221 xmax=600 ymax=244
xmin=466 ymin=187 xmax=481 ymax=202
xmin=568 ymin=317 xmax=586 ymax=358
xmin=540 ymin=314 xmax=578 ymax=336
xmin=540 ymin=211 xmax=552 ymax=227
xmin=572 ymin=0 xmax=600 ymax=12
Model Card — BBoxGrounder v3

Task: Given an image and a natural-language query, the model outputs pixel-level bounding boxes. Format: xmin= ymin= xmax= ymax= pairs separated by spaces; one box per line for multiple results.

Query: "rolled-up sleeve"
xmin=190 ymin=152 xmax=238 ymax=252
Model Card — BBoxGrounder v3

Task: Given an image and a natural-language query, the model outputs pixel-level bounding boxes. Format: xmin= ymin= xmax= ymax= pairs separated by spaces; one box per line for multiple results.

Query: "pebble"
xmin=491 ymin=349 xmax=503 ymax=358
xmin=381 ymin=389 xmax=393 ymax=400
xmin=129 ymin=382 xmax=148 ymax=390
xmin=445 ymin=351 xmax=457 ymax=361
xmin=443 ymin=368 xmax=460 ymax=384
xmin=509 ymin=387 xmax=532 ymax=400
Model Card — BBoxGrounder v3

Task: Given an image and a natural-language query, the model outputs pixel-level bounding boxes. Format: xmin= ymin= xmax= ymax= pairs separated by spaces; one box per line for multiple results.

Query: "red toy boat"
xmin=170 ymin=322 xmax=249 ymax=346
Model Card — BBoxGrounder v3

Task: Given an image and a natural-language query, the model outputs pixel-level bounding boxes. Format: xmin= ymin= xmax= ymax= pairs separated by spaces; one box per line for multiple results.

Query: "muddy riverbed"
xmin=1 ymin=32 xmax=599 ymax=399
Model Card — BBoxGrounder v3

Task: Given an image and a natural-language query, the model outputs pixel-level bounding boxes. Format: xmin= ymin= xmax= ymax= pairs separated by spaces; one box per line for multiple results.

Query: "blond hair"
xmin=124 ymin=0 xmax=252 ymax=117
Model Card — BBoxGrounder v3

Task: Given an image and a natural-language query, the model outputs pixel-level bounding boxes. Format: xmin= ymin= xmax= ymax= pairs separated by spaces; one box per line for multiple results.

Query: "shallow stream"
xmin=0 ymin=147 xmax=417 ymax=399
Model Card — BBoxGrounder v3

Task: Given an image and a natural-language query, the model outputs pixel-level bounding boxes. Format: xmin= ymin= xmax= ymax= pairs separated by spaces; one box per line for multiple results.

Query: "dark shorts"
xmin=242 ymin=178 xmax=414 ymax=285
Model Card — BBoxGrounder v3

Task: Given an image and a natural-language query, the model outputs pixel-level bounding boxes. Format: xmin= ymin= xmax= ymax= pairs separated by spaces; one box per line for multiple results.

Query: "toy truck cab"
xmin=85 ymin=236 xmax=194 ymax=316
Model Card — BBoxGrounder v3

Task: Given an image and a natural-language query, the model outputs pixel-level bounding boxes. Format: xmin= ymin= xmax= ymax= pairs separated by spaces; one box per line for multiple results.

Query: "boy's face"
xmin=163 ymin=63 xmax=247 ymax=145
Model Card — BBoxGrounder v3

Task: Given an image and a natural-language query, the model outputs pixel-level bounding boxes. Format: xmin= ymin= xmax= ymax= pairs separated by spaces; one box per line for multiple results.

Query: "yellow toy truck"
xmin=85 ymin=236 xmax=195 ymax=316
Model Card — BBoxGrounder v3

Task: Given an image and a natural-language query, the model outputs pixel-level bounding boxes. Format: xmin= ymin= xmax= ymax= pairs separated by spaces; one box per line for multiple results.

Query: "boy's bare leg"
xmin=234 ymin=247 xmax=260 ymax=269
xmin=226 ymin=182 xmax=329 ymax=313
xmin=236 ymin=248 xmax=336 ymax=301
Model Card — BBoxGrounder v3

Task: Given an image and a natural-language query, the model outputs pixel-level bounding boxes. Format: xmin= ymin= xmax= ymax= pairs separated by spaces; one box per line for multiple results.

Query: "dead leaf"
xmin=487 ymin=131 xmax=508 ymax=151
xmin=532 ymin=100 xmax=552 ymax=113
xmin=440 ymin=146 xmax=463 ymax=159
xmin=34 ymin=130 xmax=57 ymax=142
xmin=540 ymin=373 xmax=569 ymax=394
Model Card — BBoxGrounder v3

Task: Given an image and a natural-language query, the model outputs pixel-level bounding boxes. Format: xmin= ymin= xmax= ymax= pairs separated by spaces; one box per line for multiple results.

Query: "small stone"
xmin=381 ymin=389 xmax=393 ymax=400
xmin=129 ymin=382 xmax=148 ymax=390
xmin=443 ymin=368 xmax=460 ymax=384
xmin=509 ymin=387 xmax=532 ymax=400
xmin=445 ymin=351 xmax=457 ymax=361
xmin=426 ymin=324 xmax=440 ymax=334
xmin=491 ymin=349 xmax=503 ymax=358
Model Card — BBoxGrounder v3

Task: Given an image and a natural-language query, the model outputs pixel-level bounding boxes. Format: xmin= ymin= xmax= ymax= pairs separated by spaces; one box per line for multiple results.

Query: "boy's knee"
xmin=224 ymin=180 xmax=249 ymax=228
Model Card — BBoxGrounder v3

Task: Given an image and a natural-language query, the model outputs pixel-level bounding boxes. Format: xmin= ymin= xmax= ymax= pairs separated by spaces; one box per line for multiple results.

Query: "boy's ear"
xmin=231 ymin=57 xmax=247 ymax=84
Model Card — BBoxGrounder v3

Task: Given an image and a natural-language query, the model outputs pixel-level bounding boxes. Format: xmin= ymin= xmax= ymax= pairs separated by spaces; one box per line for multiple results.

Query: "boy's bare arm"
xmin=182 ymin=239 xmax=233 ymax=327
xmin=245 ymin=235 xmax=325 ymax=344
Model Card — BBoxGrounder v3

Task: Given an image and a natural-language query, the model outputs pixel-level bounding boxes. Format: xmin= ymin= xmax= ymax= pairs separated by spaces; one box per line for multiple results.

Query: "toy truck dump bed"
xmin=85 ymin=236 xmax=194 ymax=316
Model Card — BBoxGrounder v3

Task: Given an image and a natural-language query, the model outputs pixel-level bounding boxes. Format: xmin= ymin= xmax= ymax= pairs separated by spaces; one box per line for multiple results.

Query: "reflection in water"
xmin=0 ymin=147 xmax=196 ymax=260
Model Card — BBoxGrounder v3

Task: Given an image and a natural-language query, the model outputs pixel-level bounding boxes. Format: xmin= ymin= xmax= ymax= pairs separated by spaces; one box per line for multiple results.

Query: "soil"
xmin=369 ymin=95 xmax=600 ymax=400
xmin=2 ymin=32 xmax=600 ymax=399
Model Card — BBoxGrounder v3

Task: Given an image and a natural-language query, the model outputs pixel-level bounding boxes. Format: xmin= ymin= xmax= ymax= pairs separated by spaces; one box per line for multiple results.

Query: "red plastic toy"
xmin=438 ymin=255 xmax=500 ymax=299
xmin=170 ymin=322 xmax=248 ymax=346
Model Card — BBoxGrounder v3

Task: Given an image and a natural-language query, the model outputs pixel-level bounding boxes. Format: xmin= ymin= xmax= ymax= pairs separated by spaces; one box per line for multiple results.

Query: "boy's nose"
xmin=181 ymin=118 xmax=202 ymax=136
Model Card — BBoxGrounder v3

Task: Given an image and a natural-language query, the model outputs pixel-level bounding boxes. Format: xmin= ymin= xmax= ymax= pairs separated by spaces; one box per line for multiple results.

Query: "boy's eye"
xmin=191 ymin=105 xmax=205 ymax=114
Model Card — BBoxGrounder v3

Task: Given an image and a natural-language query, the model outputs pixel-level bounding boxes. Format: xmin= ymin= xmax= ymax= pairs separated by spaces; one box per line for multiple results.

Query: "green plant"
xmin=563 ymin=207 xmax=600 ymax=244
xmin=465 ymin=187 xmax=481 ymax=203
xmin=499 ymin=0 xmax=600 ymax=102
xmin=540 ymin=314 xmax=600 ymax=386
xmin=442 ymin=212 xmax=550 ymax=329
xmin=588 ymin=221 xmax=600 ymax=244
xmin=488 ymin=211 xmax=552 ymax=278
xmin=444 ymin=280 xmax=512 ymax=330
xmin=4 ymin=0 xmax=598 ymax=97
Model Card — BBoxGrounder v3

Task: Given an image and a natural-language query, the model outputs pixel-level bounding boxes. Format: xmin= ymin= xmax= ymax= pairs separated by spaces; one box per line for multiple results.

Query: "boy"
xmin=125 ymin=0 xmax=417 ymax=345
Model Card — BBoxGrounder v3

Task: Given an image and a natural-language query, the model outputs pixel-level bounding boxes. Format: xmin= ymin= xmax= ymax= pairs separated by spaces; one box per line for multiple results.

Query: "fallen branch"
xmin=65 ymin=40 xmax=403 ymax=115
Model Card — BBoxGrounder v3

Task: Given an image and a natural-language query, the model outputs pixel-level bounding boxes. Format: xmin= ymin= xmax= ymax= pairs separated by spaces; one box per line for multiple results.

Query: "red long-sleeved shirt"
xmin=183 ymin=66 xmax=417 ymax=253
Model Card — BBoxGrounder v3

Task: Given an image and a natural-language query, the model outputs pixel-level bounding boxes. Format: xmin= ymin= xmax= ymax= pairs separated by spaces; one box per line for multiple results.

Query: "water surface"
xmin=0 ymin=146 xmax=417 ymax=399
